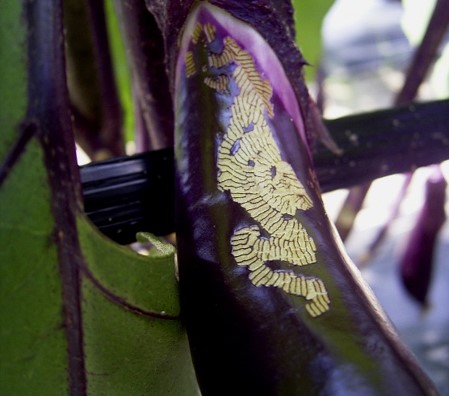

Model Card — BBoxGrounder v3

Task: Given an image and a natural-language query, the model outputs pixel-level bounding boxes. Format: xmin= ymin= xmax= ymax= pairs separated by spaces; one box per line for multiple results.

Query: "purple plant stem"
xmin=357 ymin=173 xmax=413 ymax=267
xmin=85 ymin=0 xmax=125 ymax=157
xmin=115 ymin=0 xmax=174 ymax=149
xmin=26 ymin=0 xmax=88 ymax=392
xmin=395 ymin=0 xmax=449 ymax=104
xmin=133 ymin=84 xmax=152 ymax=153
xmin=316 ymin=99 xmax=449 ymax=191
xmin=64 ymin=0 xmax=125 ymax=159
xmin=335 ymin=183 xmax=371 ymax=242
xmin=334 ymin=0 xmax=449 ymax=242
xmin=315 ymin=63 xmax=326 ymax=115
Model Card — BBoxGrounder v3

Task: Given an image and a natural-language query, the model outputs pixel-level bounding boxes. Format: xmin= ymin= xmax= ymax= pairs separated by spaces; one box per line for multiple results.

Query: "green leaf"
xmin=0 ymin=139 xmax=69 ymax=394
xmin=0 ymin=155 xmax=197 ymax=394
xmin=292 ymin=0 xmax=334 ymax=81
xmin=78 ymin=221 xmax=179 ymax=318
xmin=0 ymin=1 xmax=198 ymax=394
xmin=78 ymin=219 xmax=198 ymax=395
xmin=0 ymin=0 xmax=28 ymax=164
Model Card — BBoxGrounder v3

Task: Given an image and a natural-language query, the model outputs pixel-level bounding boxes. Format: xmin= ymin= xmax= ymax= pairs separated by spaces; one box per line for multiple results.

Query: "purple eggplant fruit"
xmin=174 ymin=3 xmax=439 ymax=395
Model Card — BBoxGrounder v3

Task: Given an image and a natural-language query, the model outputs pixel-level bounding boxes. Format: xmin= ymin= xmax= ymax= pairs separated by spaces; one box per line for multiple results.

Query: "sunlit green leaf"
xmin=292 ymin=0 xmax=334 ymax=81
xmin=105 ymin=0 xmax=135 ymax=143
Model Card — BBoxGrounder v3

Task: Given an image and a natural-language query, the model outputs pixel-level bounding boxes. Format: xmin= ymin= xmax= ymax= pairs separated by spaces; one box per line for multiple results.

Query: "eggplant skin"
xmin=174 ymin=3 xmax=439 ymax=395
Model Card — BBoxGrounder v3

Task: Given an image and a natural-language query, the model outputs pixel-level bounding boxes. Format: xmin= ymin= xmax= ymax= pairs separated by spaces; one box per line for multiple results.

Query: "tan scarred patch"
xmin=185 ymin=24 xmax=329 ymax=317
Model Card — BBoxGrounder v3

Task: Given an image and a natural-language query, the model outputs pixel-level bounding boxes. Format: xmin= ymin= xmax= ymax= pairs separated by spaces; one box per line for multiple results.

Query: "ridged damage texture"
xmin=184 ymin=22 xmax=330 ymax=317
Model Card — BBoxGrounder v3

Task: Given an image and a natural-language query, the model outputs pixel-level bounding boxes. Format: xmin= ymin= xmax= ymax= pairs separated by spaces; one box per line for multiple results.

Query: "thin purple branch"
xmin=116 ymin=0 xmax=174 ymax=149
xmin=85 ymin=0 xmax=125 ymax=156
xmin=395 ymin=0 xmax=449 ymax=105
